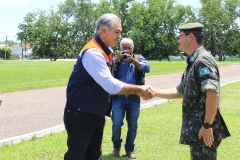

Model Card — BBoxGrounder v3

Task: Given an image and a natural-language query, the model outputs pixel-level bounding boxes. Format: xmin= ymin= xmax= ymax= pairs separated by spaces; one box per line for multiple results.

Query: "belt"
xmin=65 ymin=105 xmax=81 ymax=113
xmin=122 ymin=94 xmax=136 ymax=98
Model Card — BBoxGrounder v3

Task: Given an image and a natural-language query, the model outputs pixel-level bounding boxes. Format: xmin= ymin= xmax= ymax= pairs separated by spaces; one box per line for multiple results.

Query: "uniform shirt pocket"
xmin=184 ymin=71 xmax=199 ymax=98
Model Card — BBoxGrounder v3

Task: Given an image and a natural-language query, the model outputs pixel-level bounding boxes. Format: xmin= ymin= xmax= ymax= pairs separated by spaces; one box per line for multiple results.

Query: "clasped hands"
xmin=136 ymin=85 xmax=154 ymax=100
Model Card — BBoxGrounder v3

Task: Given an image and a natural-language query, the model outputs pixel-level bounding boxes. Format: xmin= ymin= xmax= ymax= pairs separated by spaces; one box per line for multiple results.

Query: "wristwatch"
xmin=203 ymin=123 xmax=212 ymax=129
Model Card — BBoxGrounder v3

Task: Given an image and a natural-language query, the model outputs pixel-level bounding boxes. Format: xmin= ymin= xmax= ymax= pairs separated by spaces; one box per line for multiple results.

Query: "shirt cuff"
xmin=201 ymin=79 xmax=219 ymax=93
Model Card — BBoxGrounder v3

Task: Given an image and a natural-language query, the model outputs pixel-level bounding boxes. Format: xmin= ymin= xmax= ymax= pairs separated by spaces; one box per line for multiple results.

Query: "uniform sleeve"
xmin=196 ymin=56 xmax=220 ymax=93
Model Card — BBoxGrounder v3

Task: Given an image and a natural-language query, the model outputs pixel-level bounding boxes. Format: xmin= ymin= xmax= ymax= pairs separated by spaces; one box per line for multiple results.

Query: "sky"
xmin=0 ymin=0 xmax=201 ymax=42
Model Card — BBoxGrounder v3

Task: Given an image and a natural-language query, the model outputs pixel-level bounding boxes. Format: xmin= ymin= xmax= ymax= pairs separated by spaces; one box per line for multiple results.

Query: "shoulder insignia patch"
xmin=198 ymin=67 xmax=210 ymax=77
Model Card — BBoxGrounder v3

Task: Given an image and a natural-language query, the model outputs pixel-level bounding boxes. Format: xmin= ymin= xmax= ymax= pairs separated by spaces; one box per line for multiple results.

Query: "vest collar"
xmin=94 ymin=36 xmax=112 ymax=56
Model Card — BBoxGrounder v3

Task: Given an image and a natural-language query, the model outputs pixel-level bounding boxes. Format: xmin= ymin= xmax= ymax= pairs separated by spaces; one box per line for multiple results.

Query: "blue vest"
xmin=66 ymin=36 xmax=112 ymax=117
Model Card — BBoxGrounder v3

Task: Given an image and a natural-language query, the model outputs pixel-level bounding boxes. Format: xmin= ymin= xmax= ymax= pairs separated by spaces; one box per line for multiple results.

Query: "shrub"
xmin=0 ymin=46 xmax=13 ymax=60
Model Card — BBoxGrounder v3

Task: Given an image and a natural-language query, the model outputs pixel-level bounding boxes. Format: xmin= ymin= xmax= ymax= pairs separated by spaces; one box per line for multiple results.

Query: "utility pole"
xmin=4 ymin=35 xmax=7 ymax=60
xmin=21 ymin=41 xmax=23 ymax=60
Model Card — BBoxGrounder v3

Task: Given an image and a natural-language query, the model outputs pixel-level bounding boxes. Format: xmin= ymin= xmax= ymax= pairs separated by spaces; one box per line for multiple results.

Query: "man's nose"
xmin=118 ymin=34 xmax=122 ymax=39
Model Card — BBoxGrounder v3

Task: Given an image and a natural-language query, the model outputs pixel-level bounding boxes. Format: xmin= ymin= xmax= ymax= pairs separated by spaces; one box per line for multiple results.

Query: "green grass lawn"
xmin=0 ymin=60 xmax=74 ymax=93
xmin=0 ymin=81 xmax=239 ymax=160
xmin=1 ymin=58 xmax=239 ymax=93
xmin=0 ymin=58 xmax=239 ymax=159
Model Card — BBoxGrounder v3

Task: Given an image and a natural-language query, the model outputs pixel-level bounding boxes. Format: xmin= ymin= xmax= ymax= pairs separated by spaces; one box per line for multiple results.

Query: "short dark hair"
xmin=182 ymin=29 xmax=204 ymax=45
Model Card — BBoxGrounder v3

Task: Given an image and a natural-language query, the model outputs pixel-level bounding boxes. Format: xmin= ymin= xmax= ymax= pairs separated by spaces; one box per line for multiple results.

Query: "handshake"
xmin=118 ymin=84 xmax=155 ymax=100
xmin=135 ymin=85 xmax=154 ymax=100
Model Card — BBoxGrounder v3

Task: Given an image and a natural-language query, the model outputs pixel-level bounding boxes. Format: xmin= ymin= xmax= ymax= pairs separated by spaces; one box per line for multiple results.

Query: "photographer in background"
xmin=111 ymin=38 xmax=150 ymax=159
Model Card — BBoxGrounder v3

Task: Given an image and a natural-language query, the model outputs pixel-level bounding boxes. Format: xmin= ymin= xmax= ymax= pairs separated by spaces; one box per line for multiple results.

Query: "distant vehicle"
xmin=28 ymin=56 xmax=39 ymax=60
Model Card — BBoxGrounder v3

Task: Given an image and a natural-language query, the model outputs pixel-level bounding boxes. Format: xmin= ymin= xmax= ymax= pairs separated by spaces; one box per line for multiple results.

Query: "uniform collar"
xmin=187 ymin=46 xmax=204 ymax=64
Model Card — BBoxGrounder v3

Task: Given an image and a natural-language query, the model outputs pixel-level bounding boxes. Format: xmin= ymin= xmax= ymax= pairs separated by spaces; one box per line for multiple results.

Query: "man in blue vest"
xmin=111 ymin=38 xmax=150 ymax=159
xmin=64 ymin=13 xmax=154 ymax=160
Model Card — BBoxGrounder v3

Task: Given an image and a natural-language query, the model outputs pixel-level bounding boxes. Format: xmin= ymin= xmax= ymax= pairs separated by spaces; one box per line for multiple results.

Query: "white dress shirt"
xmin=81 ymin=48 xmax=124 ymax=95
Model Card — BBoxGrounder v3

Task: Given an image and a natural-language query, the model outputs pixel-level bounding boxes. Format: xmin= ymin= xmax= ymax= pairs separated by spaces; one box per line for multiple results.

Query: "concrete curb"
xmin=220 ymin=79 xmax=240 ymax=87
xmin=140 ymin=99 xmax=168 ymax=110
xmin=0 ymin=125 xmax=65 ymax=148
xmin=0 ymin=80 xmax=239 ymax=148
xmin=0 ymin=99 xmax=167 ymax=148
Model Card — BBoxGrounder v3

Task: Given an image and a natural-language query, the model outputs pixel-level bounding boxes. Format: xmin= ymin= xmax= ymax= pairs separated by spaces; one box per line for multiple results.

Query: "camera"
xmin=121 ymin=50 xmax=129 ymax=59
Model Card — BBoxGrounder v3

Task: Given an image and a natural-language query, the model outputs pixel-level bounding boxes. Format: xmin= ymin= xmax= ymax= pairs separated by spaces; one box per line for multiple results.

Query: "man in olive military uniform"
xmin=153 ymin=23 xmax=230 ymax=160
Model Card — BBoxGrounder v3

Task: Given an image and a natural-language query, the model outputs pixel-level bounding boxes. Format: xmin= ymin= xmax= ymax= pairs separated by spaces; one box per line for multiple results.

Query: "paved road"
xmin=1 ymin=64 xmax=240 ymax=142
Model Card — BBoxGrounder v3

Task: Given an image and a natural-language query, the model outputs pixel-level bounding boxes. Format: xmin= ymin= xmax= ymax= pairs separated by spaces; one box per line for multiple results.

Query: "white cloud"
xmin=0 ymin=0 xmax=33 ymax=7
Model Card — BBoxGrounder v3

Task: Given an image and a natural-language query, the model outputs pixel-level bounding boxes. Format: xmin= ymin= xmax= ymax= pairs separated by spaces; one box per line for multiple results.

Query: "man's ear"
xmin=101 ymin=27 xmax=106 ymax=34
xmin=190 ymin=33 xmax=194 ymax=38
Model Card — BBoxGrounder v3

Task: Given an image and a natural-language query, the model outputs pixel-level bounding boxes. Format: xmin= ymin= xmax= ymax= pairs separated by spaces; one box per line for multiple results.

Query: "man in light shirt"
xmin=63 ymin=13 xmax=154 ymax=160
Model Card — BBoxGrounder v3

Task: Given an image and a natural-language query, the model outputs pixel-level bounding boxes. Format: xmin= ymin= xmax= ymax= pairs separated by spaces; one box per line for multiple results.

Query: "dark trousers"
xmin=63 ymin=106 xmax=105 ymax=160
xmin=189 ymin=140 xmax=221 ymax=160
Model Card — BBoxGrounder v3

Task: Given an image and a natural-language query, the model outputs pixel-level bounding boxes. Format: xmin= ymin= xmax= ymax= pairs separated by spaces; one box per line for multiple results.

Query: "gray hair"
xmin=120 ymin=38 xmax=134 ymax=48
xmin=95 ymin=13 xmax=121 ymax=35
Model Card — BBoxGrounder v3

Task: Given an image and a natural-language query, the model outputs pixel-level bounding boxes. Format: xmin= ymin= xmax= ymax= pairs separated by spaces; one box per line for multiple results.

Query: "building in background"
xmin=11 ymin=43 xmax=34 ymax=59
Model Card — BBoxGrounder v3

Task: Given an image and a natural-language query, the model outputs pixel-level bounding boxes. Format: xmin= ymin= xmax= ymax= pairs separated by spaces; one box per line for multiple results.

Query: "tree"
xmin=33 ymin=9 xmax=72 ymax=60
xmin=17 ymin=12 xmax=37 ymax=48
xmin=0 ymin=46 xmax=13 ymax=60
xmin=127 ymin=0 xmax=196 ymax=60
xmin=198 ymin=0 xmax=240 ymax=60
xmin=15 ymin=0 xmax=240 ymax=61
xmin=17 ymin=8 xmax=72 ymax=60
xmin=0 ymin=40 xmax=18 ymax=47
xmin=59 ymin=0 xmax=97 ymax=58
xmin=225 ymin=25 xmax=240 ymax=57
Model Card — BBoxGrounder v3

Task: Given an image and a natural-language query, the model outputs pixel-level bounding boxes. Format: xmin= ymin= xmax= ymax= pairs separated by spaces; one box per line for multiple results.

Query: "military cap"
xmin=178 ymin=23 xmax=204 ymax=31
